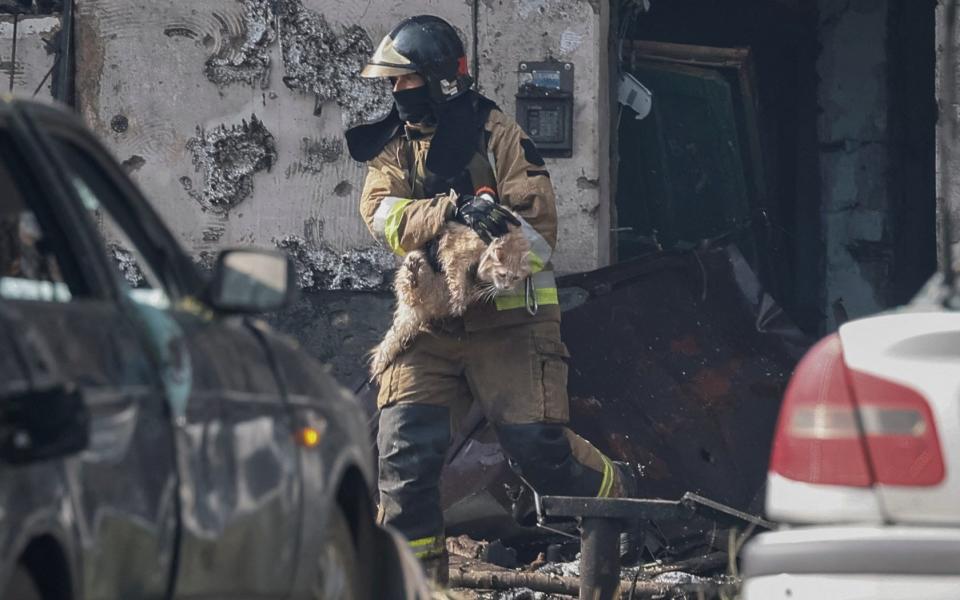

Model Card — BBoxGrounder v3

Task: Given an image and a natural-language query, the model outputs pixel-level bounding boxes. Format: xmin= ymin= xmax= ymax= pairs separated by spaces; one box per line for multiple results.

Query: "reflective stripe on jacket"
xmin=359 ymin=108 xmax=561 ymax=331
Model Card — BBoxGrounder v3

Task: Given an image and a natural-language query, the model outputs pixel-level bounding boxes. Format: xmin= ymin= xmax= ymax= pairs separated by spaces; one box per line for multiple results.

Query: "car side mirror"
xmin=0 ymin=385 xmax=90 ymax=464
xmin=208 ymin=248 xmax=297 ymax=314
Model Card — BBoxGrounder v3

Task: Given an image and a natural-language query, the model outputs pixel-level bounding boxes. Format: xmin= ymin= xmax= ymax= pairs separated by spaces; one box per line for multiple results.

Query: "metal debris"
xmin=276 ymin=0 xmax=391 ymax=127
xmin=203 ymin=0 xmax=275 ymax=88
xmin=274 ymin=234 xmax=395 ymax=291
xmin=184 ymin=114 xmax=277 ymax=213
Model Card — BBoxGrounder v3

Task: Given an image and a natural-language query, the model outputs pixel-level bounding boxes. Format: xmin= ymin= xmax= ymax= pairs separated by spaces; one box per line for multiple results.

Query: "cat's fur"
xmin=370 ymin=221 xmax=531 ymax=381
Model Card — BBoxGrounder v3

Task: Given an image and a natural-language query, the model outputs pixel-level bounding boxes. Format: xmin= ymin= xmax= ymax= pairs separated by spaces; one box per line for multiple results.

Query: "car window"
xmin=0 ymin=132 xmax=73 ymax=303
xmin=49 ymin=137 xmax=171 ymax=309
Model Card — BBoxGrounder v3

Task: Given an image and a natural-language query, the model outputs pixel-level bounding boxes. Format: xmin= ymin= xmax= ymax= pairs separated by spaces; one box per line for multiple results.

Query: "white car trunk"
xmin=839 ymin=312 xmax=960 ymax=524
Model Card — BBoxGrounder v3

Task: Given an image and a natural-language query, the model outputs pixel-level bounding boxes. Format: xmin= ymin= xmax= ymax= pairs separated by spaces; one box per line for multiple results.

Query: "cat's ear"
xmin=494 ymin=244 xmax=506 ymax=263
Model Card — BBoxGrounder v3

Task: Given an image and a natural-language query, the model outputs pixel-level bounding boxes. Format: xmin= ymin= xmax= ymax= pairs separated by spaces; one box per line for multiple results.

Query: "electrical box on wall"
xmin=516 ymin=61 xmax=574 ymax=158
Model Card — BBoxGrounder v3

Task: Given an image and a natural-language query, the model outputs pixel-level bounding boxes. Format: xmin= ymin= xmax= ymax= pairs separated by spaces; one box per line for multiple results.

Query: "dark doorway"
xmin=613 ymin=0 xmax=822 ymax=332
xmin=888 ymin=0 xmax=938 ymax=307
xmin=613 ymin=0 xmax=938 ymax=334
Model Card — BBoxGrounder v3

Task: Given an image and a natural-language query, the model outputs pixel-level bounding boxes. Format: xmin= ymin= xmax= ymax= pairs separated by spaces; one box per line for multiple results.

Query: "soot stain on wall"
xmin=203 ymin=0 xmax=276 ymax=87
xmin=285 ymin=136 xmax=343 ymax=177
xmin=108 ymin=242 xmax=146 ymax=287
xmin=275 ymin=0 xmax=391 ymax=127
xmin=275 ymin=234 xmax=395 ymax=291
xmin=184 ymin=114 xmax=277 ymax=213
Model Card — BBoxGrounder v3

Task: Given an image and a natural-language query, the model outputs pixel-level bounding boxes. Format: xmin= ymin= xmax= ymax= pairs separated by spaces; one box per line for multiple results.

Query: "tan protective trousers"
xmin=375 ymin=319 xmax=626 ymax=567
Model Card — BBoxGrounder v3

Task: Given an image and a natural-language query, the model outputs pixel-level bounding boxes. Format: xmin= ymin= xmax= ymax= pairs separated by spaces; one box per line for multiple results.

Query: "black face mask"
xmin=393 ymin=86 xmax=433 ymax=124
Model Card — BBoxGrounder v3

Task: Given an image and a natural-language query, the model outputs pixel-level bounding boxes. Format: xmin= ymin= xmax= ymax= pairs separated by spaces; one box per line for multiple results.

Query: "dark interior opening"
xmin=888 ymin=0 xmax=938 ymax=307
xmin=612 ymin=0 xmax=937 ymax=334
xmin=613 ymin=0 xmax=821 ymax=332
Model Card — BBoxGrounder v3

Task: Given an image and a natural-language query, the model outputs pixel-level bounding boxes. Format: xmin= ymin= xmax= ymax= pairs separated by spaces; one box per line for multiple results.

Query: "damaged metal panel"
xmin=361 ymin=244 xmax=808 ymax=551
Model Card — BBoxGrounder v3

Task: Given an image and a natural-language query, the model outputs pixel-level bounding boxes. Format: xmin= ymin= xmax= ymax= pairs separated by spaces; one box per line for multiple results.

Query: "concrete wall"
xmin=817 ymin=0 xmax=891 ymax=328
xmin=70 ymin=0 xmax=608 ymax=380
xmin=74 ymin=0 xmax=609 ymax=288
xmin=477 ymin=0 xmax=608 ymax=271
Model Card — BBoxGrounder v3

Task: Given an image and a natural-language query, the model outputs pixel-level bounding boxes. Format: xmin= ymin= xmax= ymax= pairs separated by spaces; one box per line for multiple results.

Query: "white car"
xmin=741 ymin=277 xmax=960 ymax=599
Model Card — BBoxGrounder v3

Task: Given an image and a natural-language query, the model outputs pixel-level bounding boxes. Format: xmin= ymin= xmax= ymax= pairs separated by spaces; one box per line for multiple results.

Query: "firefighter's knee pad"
xmin=494 ymin=423 xmax=601 ymax=497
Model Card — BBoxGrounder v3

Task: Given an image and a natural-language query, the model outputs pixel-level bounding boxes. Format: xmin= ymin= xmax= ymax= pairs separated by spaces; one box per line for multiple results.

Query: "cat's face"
xmin=478 ymin=235 xmax=532 ymax=291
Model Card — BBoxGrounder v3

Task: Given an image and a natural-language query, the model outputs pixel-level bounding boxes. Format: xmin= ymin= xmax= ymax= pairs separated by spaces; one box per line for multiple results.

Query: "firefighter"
xmin=345 ymin=15 xmax=638 ymax=582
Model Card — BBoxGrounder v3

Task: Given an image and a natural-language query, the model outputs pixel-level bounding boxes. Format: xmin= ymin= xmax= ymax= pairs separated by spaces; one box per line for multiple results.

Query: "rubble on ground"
xmin=445 ymin=535 xmax=738 ymax=599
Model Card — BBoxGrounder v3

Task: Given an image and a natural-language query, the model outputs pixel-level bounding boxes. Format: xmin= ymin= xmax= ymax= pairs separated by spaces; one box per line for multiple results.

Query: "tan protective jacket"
xmin=359 ymin=108 xmax=561 ymax=331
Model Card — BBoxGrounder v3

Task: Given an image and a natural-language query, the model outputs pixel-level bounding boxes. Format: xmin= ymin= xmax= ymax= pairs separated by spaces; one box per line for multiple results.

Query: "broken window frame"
xmin=619 ymin=40 xmax=783 ymax=299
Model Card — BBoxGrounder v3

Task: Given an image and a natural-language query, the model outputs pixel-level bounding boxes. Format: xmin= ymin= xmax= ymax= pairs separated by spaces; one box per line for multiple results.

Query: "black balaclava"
xmin=346 ymin=90 xmax=499 ymax=179
xmin=393 ymin=86 xmax=433 ymax=124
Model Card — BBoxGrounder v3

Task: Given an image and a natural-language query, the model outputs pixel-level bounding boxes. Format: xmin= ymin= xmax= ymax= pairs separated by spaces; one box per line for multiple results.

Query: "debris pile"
xmin=445 ymin=535 xmax=737 ymax=599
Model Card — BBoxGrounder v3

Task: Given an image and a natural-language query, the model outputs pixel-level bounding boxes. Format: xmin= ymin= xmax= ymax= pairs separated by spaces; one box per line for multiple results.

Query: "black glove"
xmin=452 ymin=191 xmax=520 ymax=243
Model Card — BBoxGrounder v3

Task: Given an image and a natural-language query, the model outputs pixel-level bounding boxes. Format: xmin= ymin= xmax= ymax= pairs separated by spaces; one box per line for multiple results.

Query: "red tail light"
xmin=848 ymin=371 xmax=945 ymax=486
xmin=770 ymin=334 xmax=945 ymax=488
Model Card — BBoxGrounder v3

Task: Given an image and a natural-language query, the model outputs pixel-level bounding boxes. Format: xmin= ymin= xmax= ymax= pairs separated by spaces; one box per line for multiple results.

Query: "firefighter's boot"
xmin=612 ymin=461 xmax=646 ymax=562
xmin=420 ymin=549 xmax=450 ymax=587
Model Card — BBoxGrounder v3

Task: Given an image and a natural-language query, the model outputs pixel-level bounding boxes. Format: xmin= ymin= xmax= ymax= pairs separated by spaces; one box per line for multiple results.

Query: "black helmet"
xmin=362 ymin=15 xmax=473 ymax=103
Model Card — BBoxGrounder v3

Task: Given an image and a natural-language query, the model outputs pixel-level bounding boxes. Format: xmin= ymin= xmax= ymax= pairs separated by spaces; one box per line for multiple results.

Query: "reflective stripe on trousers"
xmin=597 ymin=453 xmax=616 ymax=498
xmin=408 ymin=535 xmax=446 ymax=560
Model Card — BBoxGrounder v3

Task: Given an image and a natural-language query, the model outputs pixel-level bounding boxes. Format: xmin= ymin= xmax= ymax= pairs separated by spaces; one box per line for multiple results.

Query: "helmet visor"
xmin=362 ymin=33 xmax=417 ymax=78
xmin=361 ymin=63 xmax=417 ymax=78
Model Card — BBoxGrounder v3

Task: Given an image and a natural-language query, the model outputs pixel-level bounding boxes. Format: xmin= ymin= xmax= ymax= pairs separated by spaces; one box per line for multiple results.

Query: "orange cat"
xmin=370 ymin=220 xmax=531 ymax=381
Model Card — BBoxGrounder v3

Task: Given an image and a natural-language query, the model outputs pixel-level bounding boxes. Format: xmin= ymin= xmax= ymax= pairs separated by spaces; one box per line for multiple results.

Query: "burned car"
xmin=0 ymin=98 xmax=427 ymax=600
